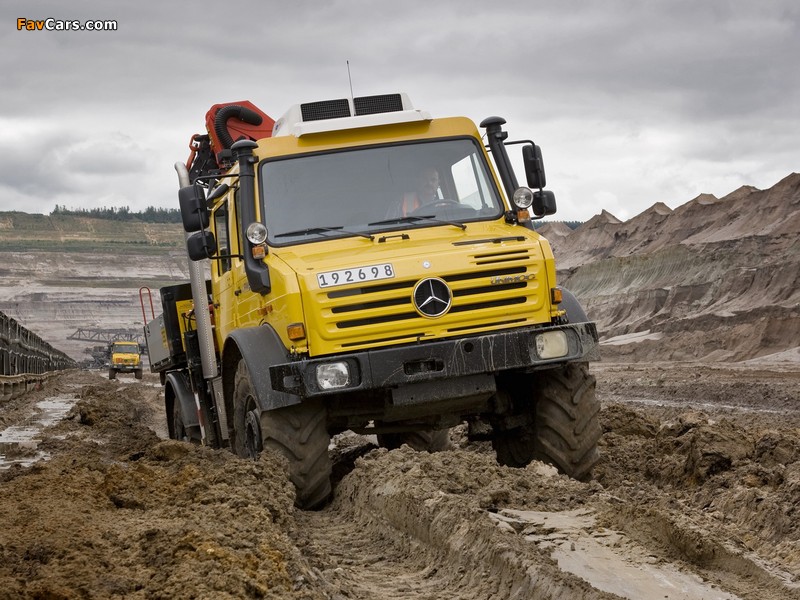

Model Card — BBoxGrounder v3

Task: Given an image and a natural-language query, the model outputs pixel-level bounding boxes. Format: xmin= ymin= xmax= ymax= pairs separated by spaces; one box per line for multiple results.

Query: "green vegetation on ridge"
xmin=51 ymin=205 xmax=182 ymax=223
xmin=0 ymin=211 xmax=184 ymax=249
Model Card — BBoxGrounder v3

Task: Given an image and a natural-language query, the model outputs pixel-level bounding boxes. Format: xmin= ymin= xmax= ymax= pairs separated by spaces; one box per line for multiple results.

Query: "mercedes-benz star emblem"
xmin=412 ymin=277 xmax=452 ymax=318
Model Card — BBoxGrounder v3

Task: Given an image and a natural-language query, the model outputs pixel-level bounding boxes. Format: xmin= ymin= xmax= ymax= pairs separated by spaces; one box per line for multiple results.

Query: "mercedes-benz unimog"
xmin=144 ymin=93 xmax=601 ymax=509
xmin=108 ymin=340 xmax=142 ymax=380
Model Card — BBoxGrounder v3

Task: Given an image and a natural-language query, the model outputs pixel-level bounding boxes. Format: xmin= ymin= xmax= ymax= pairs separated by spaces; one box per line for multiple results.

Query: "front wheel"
xmin=493 ymin=363 xmax=600 ymax=481
xmin=233 ymin=361 xmax=332 ymax=509
xmin=232 ymin=361 xmax=262 ymax=460
xmin=108 ymin=368 xmax=116 ymax=380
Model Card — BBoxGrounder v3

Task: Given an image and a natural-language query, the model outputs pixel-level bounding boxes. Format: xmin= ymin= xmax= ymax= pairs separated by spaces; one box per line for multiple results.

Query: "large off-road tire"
xmin=493 ymin=363 xmax=600 ymax=481
xmin=172 ymin=398 xmax=201 ymax=444
xmin=232 ymin=362 xmax=263 ymax=460
xmin=233 ymin=361 xmax=332 ymax=509
xmin=377 ymin=429 xmax=452 ymax=452
xmin=134 ymin=369 xmax=143 ymax=380
xmin=261 ymin=400 xmax=333 ymax=510
xmin=108 ymin=368 xmax=116 ymax=380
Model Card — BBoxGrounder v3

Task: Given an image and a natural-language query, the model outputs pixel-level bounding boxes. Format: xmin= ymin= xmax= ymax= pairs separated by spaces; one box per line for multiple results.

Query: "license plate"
xmin=317 ymin=263 xmax=395 ymax=288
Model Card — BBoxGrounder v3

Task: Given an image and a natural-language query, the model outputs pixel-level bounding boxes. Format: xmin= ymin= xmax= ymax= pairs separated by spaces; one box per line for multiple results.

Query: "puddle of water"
xmin=0 ymin=393 xmax=77 ymax=470
xmin=603 ymin=393 xmax=791 ymax=415
xmin=490 ymin=509 xmax=742 ymax=600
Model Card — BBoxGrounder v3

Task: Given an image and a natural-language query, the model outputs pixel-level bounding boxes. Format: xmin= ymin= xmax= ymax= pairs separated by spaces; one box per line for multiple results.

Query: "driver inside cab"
xmin=386 ymin=167 xmax=442 ymax=218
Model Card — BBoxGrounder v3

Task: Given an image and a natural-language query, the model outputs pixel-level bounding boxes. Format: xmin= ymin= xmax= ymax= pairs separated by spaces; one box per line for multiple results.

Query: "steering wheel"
xmin=408 ymin=199 xmax=460 ymax=216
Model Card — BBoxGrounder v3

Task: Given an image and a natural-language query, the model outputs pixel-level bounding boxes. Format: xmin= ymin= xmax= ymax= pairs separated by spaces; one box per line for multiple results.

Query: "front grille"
xmin=311 ymin=246 xmax=545 ymax=351
xmin=473 ymin=249 xmax=530 ymax=265
xmin=325 ymin=267 xmax=536 ymax=331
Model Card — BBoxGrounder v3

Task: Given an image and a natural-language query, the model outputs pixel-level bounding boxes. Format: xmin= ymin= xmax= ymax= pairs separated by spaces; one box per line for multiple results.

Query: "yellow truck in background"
xmin=108 ymin=340 xmax=142 ymax=380
xmin=144 ymin=93 xmax=601 ymax=509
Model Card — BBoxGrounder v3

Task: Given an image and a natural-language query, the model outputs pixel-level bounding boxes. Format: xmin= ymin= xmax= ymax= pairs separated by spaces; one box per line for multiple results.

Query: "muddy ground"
xmin=0 ymin=361 xmax=799 ymax=600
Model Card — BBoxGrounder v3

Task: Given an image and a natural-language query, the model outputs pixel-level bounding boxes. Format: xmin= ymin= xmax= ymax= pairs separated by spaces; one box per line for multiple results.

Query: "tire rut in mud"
xmin=297 ymin=445 xmax=618 ymax=600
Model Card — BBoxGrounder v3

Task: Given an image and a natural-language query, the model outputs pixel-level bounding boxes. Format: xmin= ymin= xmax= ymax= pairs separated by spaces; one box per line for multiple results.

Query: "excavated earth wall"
xmin=546 ymin=173 xmax=800 ymax=363
xmin=0 ymin=213 xmax=189 ymax=363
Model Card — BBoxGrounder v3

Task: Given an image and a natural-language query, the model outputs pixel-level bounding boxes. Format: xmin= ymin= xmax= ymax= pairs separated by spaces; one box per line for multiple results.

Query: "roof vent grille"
xmin=354 ymin=93 xmax=404 ymax=116
xmin=300 ymin=98 xmax=351 ymax=122
xmin=299 ymin=94 xmax=406 ymax=122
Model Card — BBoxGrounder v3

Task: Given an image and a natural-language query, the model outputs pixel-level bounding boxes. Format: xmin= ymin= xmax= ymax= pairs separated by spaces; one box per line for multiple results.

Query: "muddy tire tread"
xmin=532 ymin=362 xmax=601 ymax=481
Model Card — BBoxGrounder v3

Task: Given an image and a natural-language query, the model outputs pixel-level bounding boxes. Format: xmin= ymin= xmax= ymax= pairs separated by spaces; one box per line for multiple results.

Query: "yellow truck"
xmin=108 ymin=340 xmax=142 ymax=380
xmin=144 ymin=93 xmax=601 ymax=508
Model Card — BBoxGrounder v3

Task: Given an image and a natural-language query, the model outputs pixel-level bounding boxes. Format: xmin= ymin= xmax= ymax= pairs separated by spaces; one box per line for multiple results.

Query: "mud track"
xmin=0 ymin=362 xmax=798 ymax=599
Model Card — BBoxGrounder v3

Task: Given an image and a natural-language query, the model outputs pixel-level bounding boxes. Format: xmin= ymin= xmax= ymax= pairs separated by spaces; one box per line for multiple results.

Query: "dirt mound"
xmin=0 ymin=373 xmax=315 ymax=599
xmin=2 ymin=364 xmax=799 ymax=599
xmin=594 ymin=364 xmax=800 ymax=597
xmin=536 ymin=221 xmax=574 ymax=245
xmin=551 ymin=173 xmax=800 ymax=362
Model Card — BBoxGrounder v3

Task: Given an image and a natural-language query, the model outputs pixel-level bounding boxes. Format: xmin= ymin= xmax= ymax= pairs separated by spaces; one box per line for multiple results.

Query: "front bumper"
xmin=271 ymin=322 xmax=599 ymax=398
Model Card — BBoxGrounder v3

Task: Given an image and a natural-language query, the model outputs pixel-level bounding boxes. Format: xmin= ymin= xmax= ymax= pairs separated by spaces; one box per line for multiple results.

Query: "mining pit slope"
xmin=0 ymin=176 xmax=799 ymax=599
xmin=0 ymin=212 xmax=189 ymax=362
xmin=1 ymin=173 xmax=798 ymax=366
xmin=540 ymin=171 xmax=800 ymax=363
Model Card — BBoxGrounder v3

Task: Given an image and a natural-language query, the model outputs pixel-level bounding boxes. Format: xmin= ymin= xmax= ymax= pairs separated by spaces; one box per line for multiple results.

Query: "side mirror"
xmin=187 ymin=230 xmax=216 ymax=261
xmin=532 ymin=190 xmax=557 ymax=217
xmin=178 ymin=184 xmax=209 ymax=232
xmin=522 ymin=144 xmax=546 ymax=190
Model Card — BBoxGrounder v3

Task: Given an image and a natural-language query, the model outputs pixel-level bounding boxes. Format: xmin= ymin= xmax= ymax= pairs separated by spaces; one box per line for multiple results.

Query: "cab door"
xmin=210 ymin=198 xmax=237 ymax=345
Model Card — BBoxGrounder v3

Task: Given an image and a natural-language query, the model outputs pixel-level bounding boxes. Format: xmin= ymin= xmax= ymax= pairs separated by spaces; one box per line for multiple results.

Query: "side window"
xmin=213 ymin=202 xmax=231 ymax=275
xmin=450 ymin=155 xmax=489 ymax=209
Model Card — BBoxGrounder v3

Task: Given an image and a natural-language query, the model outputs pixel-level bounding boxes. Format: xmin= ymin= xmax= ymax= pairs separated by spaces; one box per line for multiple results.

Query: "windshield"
xmin=112 ymin=342 xmax=138 ymax=353
xmin=260 ymin=138 xmax=504 ymax=244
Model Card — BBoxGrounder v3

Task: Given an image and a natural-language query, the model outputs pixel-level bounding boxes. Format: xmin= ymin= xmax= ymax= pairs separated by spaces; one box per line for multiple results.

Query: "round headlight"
xmin=512 ymin=187 xmax=534 ymax=209
xmin=316 ymin=362 xmax=350 ymax=390
xmin=246 ymin=222 xmax=268 ymax=245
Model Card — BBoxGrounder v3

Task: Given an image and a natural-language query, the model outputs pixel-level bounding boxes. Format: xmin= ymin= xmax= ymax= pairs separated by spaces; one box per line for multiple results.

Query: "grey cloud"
xmin=1 ymin=0 xmax=798 ymax=221
xmin=57 ymin=135 xmax=147 ymax=176
xmin=0 ymin=131 xmax=77 ymax=197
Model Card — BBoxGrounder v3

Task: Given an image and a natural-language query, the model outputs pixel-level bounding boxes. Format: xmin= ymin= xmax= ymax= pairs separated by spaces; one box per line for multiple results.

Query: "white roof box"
xmin=272 ymin=92 xmax=431 ymax=137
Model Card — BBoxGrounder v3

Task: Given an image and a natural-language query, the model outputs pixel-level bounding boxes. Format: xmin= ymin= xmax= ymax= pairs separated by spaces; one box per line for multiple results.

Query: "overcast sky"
xmin=2 ymin=1 xmax=798 ymax=222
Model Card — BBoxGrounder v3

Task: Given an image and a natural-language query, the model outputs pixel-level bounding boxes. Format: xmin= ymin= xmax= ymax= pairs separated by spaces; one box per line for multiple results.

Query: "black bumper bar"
xmin=270 ymin=322 xmax=599 ymax=398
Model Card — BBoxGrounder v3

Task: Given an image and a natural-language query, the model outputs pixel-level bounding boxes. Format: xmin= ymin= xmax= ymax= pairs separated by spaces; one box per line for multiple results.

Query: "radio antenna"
xmin=347 ymin=60 xmax=354 ymax=101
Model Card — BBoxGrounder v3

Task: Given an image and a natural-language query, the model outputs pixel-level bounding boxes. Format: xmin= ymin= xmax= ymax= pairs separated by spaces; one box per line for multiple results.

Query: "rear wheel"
xmin=135 ymin=369 xmax=143 ymax=380
xmin=233 ymin=360 xmax=332 ymax=509
xmin=492 ymin=363 xmax=600 ymax=481
xmin=377 ymin=429 xmax=452 ymax=452
xmin=108 ymin=368 xmax=116 ymax=380
xmin=172 ymin=399 xmax=201 ymax=444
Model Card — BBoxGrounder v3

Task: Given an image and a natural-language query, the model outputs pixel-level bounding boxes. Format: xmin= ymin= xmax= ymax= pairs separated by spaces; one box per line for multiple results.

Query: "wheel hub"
xmin=244 ymin=409 xmax=263 ymax=459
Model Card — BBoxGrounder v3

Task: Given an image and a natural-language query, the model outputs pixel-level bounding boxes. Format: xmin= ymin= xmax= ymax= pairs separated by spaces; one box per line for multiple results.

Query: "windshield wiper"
xmin=274 ymin=226 xmax=374 ymax=240
xmin=367 ymin=215 xmax=466 ymax=230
